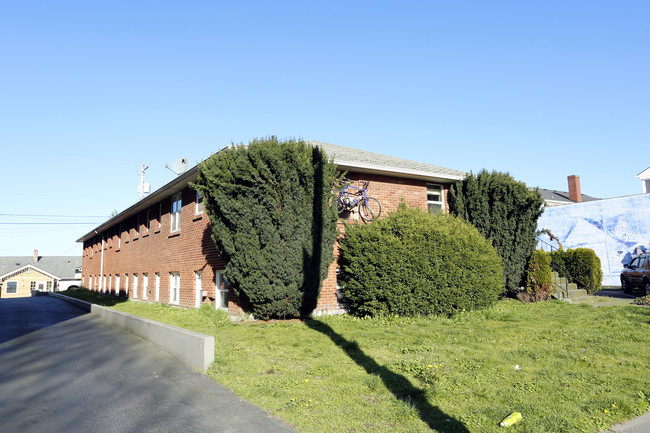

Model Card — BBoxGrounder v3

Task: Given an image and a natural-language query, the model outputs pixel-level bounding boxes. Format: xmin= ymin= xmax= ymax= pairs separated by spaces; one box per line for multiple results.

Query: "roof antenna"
xmin=138 ymin=163 xmax=150 ymax=200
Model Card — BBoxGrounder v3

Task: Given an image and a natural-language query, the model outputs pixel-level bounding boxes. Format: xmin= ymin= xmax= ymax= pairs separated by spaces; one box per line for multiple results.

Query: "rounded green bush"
xmin=338 ymin=205 xmax=504 ymax=317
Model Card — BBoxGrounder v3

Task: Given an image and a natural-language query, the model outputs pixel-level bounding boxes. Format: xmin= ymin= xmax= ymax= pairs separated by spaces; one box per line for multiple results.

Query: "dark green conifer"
xmin=448 ymin=170 xmax=544 ymax=293
xmin=192 ymin=137 xmax=339 ymax=318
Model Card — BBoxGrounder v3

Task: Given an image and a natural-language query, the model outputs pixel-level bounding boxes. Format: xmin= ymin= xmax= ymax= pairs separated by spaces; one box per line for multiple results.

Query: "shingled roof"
xmin=537 ymin=188 xmax=600 ymax=205
xmin=0 ymin=256 xmax=82 ymax=279
xmin=310 ymin=141 xmax=465 ymax=182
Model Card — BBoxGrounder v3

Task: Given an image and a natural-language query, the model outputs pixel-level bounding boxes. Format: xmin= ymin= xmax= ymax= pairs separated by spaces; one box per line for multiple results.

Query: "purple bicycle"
xmin=337 ymin=180 xmax=382 ymax=222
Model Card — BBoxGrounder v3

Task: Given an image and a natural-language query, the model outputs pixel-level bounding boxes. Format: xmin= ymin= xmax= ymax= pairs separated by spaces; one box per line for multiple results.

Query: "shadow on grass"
xmin=305 ymin=320 xmax=469 ymax=433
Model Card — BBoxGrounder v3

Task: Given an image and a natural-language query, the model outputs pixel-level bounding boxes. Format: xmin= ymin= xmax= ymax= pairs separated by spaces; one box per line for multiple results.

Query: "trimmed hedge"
xmin=550 ymin=248 xmax=602 ymax=293
xmin=523 ymin=250 xmax=552 ymax=302
xmin=338 ymin=205 xmax=504 ymax=317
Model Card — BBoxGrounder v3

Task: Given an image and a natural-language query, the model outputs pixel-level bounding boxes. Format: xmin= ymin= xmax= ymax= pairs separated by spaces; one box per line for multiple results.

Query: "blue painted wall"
xmin=537 ymin=194 xmax=650 ymax=286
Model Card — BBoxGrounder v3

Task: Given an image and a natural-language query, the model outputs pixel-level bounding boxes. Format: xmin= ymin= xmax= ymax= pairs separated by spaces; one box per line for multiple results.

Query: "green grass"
xmin=61 ymin=291 xmax=650 ymax=433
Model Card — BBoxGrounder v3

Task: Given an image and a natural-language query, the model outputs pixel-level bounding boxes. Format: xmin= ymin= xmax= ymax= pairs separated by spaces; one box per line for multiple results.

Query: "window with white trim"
xmin=125 ymin=274 xmax=129 ymax=297
xmin=170 ymin=272 xmax=180 ymax=304
xmin=195 ymin=191 xmax=204 ymax=215
xmin=427 ymin=184 xmax=444 ymax=213
xmin=170 ymin=193 xmax=182 ymax=232
xmin=142 ymin=273 xmax=148 ymax=300
xmin=155 ymin=273 xmax=160 ymax=301
xmin=115 ymin=274 xmax=120 ymax=295
xmin=133 ymin=273 xmax=138 ymax=298
xmin=6 ymin=281 xmax=17 ymax=294
xmin=195 ymin=271 xmax=203 ymax=308
xmin=215 ymin=271 xmax=229 ymax=310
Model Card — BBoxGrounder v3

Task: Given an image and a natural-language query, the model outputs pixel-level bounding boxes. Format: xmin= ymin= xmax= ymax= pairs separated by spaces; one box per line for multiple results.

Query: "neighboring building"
xmin=77 ymin=141 xmax=465 ymax=317
xmin=0 ymin=250 xmax=82 ymax=298
xmin=537 ymin=175 xmax=600 ymax=207
xmin=537 ymin=180 xmax=650 ymax=287
xmin=636 ymin=167 xmax=650 ymax=194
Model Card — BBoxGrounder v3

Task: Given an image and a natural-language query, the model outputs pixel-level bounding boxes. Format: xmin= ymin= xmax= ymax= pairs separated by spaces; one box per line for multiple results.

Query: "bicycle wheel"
xmin=337 ymin=196 xmax=346 ymax=214
xmin=359 ymin=197 xmax=381 ymax=222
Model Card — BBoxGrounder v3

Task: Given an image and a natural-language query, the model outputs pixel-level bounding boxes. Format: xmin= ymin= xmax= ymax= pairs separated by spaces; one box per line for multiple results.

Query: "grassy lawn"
xmin=60 ymin=290 xmax=650 ymax=433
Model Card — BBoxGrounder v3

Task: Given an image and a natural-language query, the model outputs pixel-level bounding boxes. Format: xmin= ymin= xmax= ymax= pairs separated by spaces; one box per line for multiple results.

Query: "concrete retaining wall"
xmin=49 ymin=293 xmax=215 ymax=371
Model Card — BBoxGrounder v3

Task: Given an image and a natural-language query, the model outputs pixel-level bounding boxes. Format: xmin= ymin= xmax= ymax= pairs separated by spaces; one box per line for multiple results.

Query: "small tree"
xmin=192 ymin=137 xmax=340 ymax=318
xmin=523 ymin=250 xmax=552 ymax=302
xmin=339 ymin=205 xmax=504 ymax=317
xmin=448 ymin=170 xmax=544 ymax=293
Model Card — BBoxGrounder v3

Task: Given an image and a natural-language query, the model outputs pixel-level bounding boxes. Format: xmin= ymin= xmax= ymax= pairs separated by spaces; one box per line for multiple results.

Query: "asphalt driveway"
xmin=0 ymin=296 xmax=295 ymax=433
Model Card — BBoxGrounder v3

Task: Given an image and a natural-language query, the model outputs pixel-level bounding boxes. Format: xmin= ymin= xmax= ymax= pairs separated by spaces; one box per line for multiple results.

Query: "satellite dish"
xmin=165 ymin=158 xmax=190 ymax=175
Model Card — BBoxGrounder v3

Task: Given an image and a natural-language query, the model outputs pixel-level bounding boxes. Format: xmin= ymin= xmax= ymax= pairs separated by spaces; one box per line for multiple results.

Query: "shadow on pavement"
xmin=305 ymin=319 xmax=469 ymax=433
xmin=0 ymin=296 xmax=88 ymax=344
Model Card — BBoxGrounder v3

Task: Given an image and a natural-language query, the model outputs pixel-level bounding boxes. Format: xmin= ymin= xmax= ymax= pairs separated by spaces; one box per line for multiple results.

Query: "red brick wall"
xmin=315 ymin=171 xmax=450 ymax=313
xmin=82 ymin=188 xmax=227 ymax=309
xmin=82 ymin=172 xmax=451 ymax=317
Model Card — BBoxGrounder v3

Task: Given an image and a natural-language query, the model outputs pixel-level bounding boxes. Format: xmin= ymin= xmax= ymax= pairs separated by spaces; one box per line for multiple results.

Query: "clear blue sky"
xmin=1 ymin=1 xmax=648 ymax=257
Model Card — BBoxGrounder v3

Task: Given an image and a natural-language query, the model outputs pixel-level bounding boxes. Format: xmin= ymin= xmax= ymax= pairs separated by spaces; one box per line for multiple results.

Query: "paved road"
xmin=0 ymin=296 xmax=295 ymax=433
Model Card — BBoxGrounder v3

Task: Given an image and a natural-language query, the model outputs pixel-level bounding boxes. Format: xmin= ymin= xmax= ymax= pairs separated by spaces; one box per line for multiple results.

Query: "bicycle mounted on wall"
xmin=336 ymin=178 xmax=382 ymax=222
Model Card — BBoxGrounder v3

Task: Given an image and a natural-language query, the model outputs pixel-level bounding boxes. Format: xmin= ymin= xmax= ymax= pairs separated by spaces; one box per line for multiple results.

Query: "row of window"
xmin=85 ymin=269 xmax=228 ymax=309
xmin=85 ymin=191 xmax=203 ymax=257
xmin=3 ymin=280 xmax=53 ymax=294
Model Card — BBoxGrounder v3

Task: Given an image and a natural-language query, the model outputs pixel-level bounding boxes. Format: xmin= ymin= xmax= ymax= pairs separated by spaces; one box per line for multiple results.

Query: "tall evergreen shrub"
xmin=192 ymin=138 xmax=340 ymax=318
xmin=448 ymin=170 xmax=544 ymax=293
xmin=339 ymin=205 xmax=504 ymax=317
xmin=523 ymin=250 xmax=552 ymax=302
xmin=550 ymin=248 xmax=602 ymax=293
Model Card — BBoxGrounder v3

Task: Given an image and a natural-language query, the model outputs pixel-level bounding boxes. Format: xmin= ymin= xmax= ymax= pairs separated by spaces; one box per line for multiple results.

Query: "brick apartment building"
xmin=77 ymin=141 xmax=465 ymax=317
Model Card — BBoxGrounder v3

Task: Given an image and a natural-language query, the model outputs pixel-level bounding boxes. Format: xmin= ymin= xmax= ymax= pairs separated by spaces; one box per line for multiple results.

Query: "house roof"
xmin=309 ymin=141 xmax=466 ymax=182
xmin=537 ymin=188 xmax=600 ymax=205
xmin=77 ymin=141 xmax=466 ymax=243
xmin=0 ymin=256 xmax=82 ymax=280
xmin=636 ymin=167 xmax=650 ymax=180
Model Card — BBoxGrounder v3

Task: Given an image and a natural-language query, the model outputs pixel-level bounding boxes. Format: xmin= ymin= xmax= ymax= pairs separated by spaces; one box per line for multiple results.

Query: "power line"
xmin=0 ymin=222 xmax=103 ymax=225
xmin=0 ymin=213 xmax=108 ymax=218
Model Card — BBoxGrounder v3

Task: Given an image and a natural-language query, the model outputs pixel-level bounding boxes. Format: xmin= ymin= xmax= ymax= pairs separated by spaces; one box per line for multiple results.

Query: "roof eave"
xmin=335 ymin=160 xmax=465 ymax=183
xmin=76 ymin=166 xmax=199 ymax=243
xmin=0 ymin=264 xmax=61 ymax=281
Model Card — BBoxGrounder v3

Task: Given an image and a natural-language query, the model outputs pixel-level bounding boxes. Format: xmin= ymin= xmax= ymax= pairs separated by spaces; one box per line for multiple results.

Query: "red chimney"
xmin=568 ymin=175 xmax=582 ymax=203
xmin=33 ymin=249 xmax=39 ymax=263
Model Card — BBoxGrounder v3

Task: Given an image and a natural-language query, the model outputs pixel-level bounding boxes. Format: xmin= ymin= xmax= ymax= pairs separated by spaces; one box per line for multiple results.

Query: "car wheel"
xmin=621 ymin=277 xmax=632 ymax=294
xmin=645 ymin=280 xmax=650 ymax=296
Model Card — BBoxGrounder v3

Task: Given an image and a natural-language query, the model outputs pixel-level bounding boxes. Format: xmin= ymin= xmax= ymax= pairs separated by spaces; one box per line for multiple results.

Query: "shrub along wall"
xmin=551 ymin=248 xmax=602 ymax=294
xmin=338 ymin=205 xmax=504 ymax=317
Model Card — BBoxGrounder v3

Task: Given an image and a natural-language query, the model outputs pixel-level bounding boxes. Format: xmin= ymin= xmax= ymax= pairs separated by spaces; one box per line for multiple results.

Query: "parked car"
xmin=620 ymin=254 xmax=650 ymax=295
xmin=57 ymin=279 xmax=81 ymax=291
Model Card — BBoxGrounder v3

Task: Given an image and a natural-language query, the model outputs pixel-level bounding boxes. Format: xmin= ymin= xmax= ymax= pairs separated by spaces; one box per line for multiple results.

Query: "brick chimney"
xmin=567 ymin=175 xmax=582 ymax=203
xmin=33 ymin=249 xmax=39 ymax=263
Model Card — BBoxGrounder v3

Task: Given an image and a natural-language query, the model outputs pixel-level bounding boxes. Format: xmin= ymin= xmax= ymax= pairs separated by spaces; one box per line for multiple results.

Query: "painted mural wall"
xmin=537 ymin=193 xmax=650 ymax=287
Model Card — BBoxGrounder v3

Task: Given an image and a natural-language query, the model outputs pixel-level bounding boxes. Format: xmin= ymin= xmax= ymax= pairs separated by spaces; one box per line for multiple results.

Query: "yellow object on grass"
xmin=500 ymin=412 xmax=522 ymax=427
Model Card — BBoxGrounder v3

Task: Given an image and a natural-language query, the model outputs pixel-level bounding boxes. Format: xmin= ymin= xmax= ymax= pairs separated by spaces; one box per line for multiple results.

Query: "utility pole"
xmin=138 ymin=163 xmax=150 ymax=200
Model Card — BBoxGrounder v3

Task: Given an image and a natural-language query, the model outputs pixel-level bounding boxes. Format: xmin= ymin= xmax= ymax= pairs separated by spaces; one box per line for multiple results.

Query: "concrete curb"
xmin=48 ymin=293 xmax=215 ymax=371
